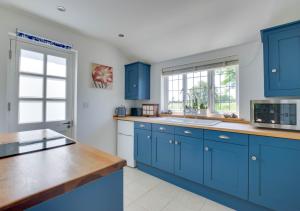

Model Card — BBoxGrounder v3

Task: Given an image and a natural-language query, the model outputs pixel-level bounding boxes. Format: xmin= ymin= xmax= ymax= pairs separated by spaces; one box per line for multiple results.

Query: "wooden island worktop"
xmin=0 ymin=129 xmax=126 ymax=211
xmin=114 ymin=116 xmax=300 ymax=140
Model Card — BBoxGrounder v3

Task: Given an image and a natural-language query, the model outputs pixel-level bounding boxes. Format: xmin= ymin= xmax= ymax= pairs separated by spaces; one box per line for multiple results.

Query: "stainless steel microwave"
xmin=250 ymin=100 xmax=300 ymax=131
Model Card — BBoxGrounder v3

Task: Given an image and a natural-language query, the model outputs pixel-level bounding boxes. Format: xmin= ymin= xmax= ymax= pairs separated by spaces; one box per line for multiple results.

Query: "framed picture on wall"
xmin=91 ymin=63 xmax=113 ymax=89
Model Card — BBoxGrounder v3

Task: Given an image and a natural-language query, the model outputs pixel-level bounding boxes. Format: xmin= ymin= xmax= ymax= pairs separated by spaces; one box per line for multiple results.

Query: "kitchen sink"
xmin=155 ymin=117 xmax=221 ymax=126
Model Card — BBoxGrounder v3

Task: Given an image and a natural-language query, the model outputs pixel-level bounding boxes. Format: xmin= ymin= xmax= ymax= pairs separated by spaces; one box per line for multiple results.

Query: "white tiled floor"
xmin=124 ymin=167 xmax=235 ymax=211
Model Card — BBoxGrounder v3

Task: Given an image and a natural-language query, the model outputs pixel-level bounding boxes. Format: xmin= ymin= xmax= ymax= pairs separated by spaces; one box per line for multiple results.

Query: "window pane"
xmin=46 ymin=101 xmax=66 ymax=121
xmin=47 ymin=78 xmax=66 ymax=99
xmin=20 ymin=49 xmax=44 ymax=74
xmin=19 ymin=101 xmax=43 ymax=124
xmin=47 ymin=55 xmax=67 ymax=77
xmin=213 ymin=65 xmax=238 ymax=114
xmin=19 ymin=75 xmax=43 ymax=98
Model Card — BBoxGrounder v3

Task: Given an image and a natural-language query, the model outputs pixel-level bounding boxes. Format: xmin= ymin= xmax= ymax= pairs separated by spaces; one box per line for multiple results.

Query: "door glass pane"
xmin=19 ymin=101 xmax=43 ymax=124
xmin=20 ymin=49 xmax=44 ymax=74
xmin=47 ymin=55 xmax=67 ymax=77
xmin=46 ymin=101 xmax=66 ymax=121
xmin=46 ymin=78 xmax=66 ymax=99
xmin=19 ymin=75 xmax=43 ymax=98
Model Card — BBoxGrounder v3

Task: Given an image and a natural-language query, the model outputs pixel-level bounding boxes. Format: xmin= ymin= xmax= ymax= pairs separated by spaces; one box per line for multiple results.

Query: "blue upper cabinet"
xmin=261 ymin=21 xmax=300 ymax=97
xmin=125 ymin=62 xmax=150 ymax=100
xmin=249 ymin=135 xmax=300 ymax=211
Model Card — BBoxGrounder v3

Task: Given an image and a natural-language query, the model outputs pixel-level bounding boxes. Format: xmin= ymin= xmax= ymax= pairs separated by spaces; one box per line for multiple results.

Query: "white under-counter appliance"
xmin=117 ymin=120 xmax=135 ymax=167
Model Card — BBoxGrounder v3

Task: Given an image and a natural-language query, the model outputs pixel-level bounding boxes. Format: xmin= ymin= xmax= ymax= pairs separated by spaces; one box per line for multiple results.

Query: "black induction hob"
xmin=0 ymin=137 xmax=76 ymax=159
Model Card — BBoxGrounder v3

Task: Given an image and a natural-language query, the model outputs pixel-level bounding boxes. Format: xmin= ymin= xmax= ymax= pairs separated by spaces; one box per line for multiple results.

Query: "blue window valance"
xmin=16 ymin=30 xmax=72 ymax=50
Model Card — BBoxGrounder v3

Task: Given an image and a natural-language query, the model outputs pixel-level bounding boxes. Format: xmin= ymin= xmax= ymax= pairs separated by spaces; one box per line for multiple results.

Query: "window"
xmin=164 ymin=64 xmax=238 ymax=114
xmin=18 ymin=49 xmax=68 ymax=124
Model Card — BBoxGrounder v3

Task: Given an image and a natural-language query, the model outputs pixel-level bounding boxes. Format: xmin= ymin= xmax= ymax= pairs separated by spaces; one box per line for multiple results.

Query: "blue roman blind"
xmin=16 ymin=30 xmax=72 ymax=50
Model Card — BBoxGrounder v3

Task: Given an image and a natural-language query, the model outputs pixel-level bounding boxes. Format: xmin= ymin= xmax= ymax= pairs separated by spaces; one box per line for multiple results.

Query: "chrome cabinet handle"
xmin=175 ymin=141 xmax=180 ymax=145
xmin=147 ymin=135 xmax=151 ymax=139
xmin=271 ymin=68 xmax=277 ymax=73
xmin=251 ymin=156 xmax=257 ymax=161
xmin=169 ymin=140 xmax=173 ymax=144
xmin=219 ymin=135 xmax=230 ymax=139
xmin=159 ymin=127 xmax=166 ymax=131
xmin=204 ymin=147 xmax=209 ymax=151
xmin=140 ymin=124 xmax=145 ymax=128
xmin=184 ymin=130 xmax=191 ymax=134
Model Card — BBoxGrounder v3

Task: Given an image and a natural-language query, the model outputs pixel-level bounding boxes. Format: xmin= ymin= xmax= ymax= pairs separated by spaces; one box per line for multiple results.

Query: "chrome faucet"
xmin=182 ymin=92 xmax=198 ymax=118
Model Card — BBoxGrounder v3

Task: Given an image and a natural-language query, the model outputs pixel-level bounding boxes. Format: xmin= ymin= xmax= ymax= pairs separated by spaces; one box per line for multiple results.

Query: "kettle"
xmin=115 ymin=106 xmax=126 ymax=117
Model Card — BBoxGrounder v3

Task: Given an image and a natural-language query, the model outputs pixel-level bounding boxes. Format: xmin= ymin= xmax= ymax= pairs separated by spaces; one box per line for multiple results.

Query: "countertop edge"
xmin=114 ymin=116 xmax=300 ymax=140
xmin=0 ymin=160 xmax=126 ymax=211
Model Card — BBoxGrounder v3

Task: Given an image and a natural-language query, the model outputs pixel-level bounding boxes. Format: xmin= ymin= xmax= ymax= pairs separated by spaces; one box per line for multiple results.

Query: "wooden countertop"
xmin=114 ymin=116 xmax=300 ymax=140
xmin=0 ymin=129 xmax=126 ymax=211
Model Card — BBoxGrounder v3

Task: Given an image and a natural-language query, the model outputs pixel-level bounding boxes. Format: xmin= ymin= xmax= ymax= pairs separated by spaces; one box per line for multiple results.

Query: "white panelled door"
xmin=7 ymin=39 xmax=75 ymax=137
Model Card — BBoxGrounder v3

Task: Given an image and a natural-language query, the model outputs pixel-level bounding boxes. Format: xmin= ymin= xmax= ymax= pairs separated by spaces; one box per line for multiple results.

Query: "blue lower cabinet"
xmin=134 ymin=129 xmax=152 ymax=165
xmin=204 ymin=140 xmax=248 ymax=200
xmin=174 ymin=135 xmax=204 ymax=184
xmin=152 ymin=132 xmax=174 ymax=173
xmin=249 ymin=135 xmax=300 ymax=211
xmin=27 ymin=170 xmax=123 ymax=211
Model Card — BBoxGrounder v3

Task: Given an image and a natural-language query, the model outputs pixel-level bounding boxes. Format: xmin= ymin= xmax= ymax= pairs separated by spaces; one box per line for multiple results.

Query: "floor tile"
xmin=163 ymin=188 xmax=206 ymax=211
xmin=123 ymin=167 xmax=234 ymax=211
xmin=201 ymin=199 xmax=235 ymax=211
xmin=125 ymin=202 xmax=149 ymax=211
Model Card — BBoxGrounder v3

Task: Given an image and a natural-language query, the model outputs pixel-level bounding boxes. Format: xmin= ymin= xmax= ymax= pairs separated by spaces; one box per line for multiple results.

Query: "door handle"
xmin=218 ymin=135 xmax=230 ymax=140
xmin=63 ymin=121 xmax=73 ymax=128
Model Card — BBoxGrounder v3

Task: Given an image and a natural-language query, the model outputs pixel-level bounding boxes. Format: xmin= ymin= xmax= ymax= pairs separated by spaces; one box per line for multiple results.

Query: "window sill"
xmin=159 ymin=113 xmax=249 ymax=124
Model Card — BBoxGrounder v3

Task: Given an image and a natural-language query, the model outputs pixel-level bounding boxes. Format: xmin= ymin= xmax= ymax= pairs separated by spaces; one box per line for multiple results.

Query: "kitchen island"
xmin=0 ymin=129 xmax=126 ymax=211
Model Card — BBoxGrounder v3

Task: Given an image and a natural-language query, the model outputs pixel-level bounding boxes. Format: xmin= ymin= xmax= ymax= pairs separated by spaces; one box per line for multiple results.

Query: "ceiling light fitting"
xmin=57 ymin=6 xmax=66 ymax=12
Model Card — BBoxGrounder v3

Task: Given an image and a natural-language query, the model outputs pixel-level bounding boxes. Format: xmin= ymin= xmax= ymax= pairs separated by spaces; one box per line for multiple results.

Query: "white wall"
xmin=147 ymin=41 xmax=265 ymax=120
xmin=0 ymin=7 xmax=133 ymax=154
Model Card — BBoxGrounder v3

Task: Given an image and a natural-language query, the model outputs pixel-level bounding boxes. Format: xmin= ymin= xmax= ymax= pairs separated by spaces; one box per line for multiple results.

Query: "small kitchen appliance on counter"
xmin=115 ymin=106 xmax=126 ymax=117
xmin=142 ymin=104 xmax=159 ymax=117
xmin=250 ymin=100 xmax=300 ymax=130
xmin=131 ymin=107 xmax=143 ymax=116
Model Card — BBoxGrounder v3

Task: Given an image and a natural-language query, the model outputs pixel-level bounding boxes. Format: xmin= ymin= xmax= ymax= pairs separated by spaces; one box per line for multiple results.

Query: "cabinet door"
xmin=174 ymin=135 xmax=203 ymax=184
xmin=125 ymin=65 xmax=138 ymax=99
xmin=267 ymin=28 xmax=300 ymax=96
xmin=249 ymin=136 xmax=300 ymax=211
xmin=152 ymin=132 xmax=174 ymax=173
xmin=204 ymin=140 xmax=248 ymax=199
xmin=134 ymin=129 xmax=152 ymax=165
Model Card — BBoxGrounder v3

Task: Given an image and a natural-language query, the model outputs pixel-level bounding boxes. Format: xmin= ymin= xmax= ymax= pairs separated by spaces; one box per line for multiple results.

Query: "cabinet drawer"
xmin=175 ymin=127 xmax=203 ymax=138
xmin=152 ymin=124 xmax=174 ymax=134
xmin=134 ymin=122 xmax=151 ymax=130
xmin=204 ymin=130 xmax=248 ymax=146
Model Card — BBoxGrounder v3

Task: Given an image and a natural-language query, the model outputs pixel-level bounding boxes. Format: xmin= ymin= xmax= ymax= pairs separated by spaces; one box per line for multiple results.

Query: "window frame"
xmin=163 ymin=65 xmax=239 ymax=115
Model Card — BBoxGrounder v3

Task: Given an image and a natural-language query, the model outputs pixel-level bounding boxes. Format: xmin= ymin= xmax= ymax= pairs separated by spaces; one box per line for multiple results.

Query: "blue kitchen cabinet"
xmin=174 ymin=135 xmax=204 ymax=184
xmin=203 ymin=139 xmax=248 ymax=200
xmin=125 ymin=62 xmax=150 ymax=100
xmin=152 ymin=132 xmax=174 ymax=173
xmin=249 ymin=135 xmax=300 ymax=211
xmin=134 ymin=129 xmax=152 ymax=165
xmin=261 ymin=21 xmax=300 ymax=96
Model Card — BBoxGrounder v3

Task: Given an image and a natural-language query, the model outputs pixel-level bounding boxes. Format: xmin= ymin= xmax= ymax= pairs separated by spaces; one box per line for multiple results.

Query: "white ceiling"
xmin=1 ymin=0 xmax=300 ymax=63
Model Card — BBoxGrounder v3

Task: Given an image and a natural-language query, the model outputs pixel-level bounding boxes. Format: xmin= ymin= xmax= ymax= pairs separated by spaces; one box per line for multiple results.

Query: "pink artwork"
xmin=91 ymin=63 xmax=113 ymax=89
